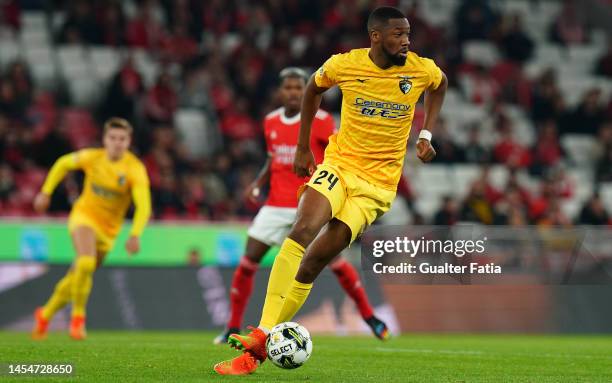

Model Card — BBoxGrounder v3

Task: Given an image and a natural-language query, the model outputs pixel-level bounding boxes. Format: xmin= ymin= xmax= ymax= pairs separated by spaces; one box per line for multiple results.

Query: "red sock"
xmin=331 ymin=258 xmax=374 ymax=319
xmin=227 ymin=257 xmax=258 ymax=329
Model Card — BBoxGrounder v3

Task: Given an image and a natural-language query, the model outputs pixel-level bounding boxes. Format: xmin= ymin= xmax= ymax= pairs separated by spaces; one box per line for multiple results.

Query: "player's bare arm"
xmin=33 ymin=193 xmax=51 ymax=213
xmin=125 ymin=236 xmax=140 ymax=255
xmin=244 ymin=155 xmax=271 ymax=203
xmin=417 ymin=71 xmax=448 ymax=163
xmin=294 ymin=75 xmax=328 ymax=177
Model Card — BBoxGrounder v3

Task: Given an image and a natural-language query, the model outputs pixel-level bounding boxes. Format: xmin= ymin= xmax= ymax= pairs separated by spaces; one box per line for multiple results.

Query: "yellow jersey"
xmin=42 ymin=148 xmax=150 ymax=237
xmin=314 ymin=48 xmax=443 ymax=190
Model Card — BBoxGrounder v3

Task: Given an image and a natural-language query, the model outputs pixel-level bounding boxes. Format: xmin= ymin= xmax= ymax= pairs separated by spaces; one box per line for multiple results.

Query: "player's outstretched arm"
xmin=34 ymin=153 xmax=79 ymax=213
xmin=417 ymin=71 xmax=448 ymax=163
xmin=244 ymin=155 xmax=271 ymax=204
xmin=294 ymin=74 xmax=329 ymax=177
xmin=127 ymin=174 xmax=152 ymax=256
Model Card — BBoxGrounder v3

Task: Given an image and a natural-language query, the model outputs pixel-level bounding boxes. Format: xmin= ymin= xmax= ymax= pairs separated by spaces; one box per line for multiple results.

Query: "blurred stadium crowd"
xmin=0 ymin=0 xmax=611 ymax=226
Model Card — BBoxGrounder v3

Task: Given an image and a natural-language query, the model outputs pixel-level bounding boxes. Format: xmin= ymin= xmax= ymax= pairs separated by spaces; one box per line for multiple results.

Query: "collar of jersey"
xmin=366 ymin=48 xmax=407 ymax=72
xmin=280 ymin=107 xmax=301 ymax=125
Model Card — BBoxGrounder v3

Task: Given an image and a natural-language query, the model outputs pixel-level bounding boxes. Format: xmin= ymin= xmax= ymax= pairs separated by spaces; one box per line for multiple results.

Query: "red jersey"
xmin=264 ymin=107 xmax=335 ymax=208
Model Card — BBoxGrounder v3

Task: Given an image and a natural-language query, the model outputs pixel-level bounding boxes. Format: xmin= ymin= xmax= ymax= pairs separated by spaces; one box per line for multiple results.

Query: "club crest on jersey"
xmin=118 ymin=174 xmax=126 ymax=186
xmin=398 ymin=76 xmax=413 ymax=94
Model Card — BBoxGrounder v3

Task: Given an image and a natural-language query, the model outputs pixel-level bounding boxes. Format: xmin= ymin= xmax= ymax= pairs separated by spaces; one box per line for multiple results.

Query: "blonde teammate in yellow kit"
xmin=31 ymin=117 xmax=152 ymax=340
xmin=214 ymin=6 xmax=447 ymax=375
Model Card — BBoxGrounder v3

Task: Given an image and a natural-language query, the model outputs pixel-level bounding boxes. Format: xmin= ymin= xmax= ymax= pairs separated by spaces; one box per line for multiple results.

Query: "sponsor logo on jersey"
xmin=272 ymin=144 xmax=297 ymax=165
xmin=354 ymin=97 xmax=410 ymax=119
xmin=91 ymin=183 xmax=122 ymax=198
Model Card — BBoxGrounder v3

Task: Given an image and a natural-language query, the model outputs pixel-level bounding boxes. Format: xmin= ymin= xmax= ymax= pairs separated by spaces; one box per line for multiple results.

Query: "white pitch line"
xmin=375 ymin=347 xmax=612 ymax=360
xmin=376 ymin=347 xmax=483 ymax=355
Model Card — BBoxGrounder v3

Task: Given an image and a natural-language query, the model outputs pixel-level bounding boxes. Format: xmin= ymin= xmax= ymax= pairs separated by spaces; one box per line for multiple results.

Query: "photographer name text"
xmin=372 ymin=262 xmax=502 ymax=274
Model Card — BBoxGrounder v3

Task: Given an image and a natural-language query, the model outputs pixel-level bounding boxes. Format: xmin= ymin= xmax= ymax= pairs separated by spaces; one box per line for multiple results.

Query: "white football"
xmin=266 ymin=322 xmax=313 ymax=369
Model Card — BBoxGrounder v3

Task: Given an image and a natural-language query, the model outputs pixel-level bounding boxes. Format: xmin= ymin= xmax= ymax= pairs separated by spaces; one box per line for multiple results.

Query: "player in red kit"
xmin=214 ymin=67 xmax=389 ymax=344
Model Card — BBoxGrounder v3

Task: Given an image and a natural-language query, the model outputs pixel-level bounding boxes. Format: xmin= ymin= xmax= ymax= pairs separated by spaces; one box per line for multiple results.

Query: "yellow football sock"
xmin=41 ymin=269 xmax=74 ymax=320
xmin=276 ymin=280 xmax=313 ymax=324
xmin=71 ymin=256 xmax=96 ymax=317
xmin=259 ymin=238 xmax=305 ymax=330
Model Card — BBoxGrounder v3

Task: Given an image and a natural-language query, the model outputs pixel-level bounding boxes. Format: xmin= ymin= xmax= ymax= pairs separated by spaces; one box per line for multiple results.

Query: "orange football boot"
xmin=227 ymin=326 xmax=268 ymax=362
xmin=69 ymin=315 xmax=86 ymax=340
xmin=31 ymin=307 xmax=49 ymax=340
xmin=213 ymin=352 xmax=260 ymax=375
xmin=213 ymin=326 xmax=268 ymax=375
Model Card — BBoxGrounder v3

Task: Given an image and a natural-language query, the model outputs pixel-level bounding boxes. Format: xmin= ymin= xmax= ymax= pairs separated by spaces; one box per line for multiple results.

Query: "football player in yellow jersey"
xmin=31 ymin=117 xmax=152 ymax=340
xmin=214 ymin=6 xmax=447 ymax=375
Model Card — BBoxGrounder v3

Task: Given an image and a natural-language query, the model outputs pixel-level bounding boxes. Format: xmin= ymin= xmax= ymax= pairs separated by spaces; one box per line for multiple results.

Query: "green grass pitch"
xmin=1 ymin=331 xmax=611 ymax=382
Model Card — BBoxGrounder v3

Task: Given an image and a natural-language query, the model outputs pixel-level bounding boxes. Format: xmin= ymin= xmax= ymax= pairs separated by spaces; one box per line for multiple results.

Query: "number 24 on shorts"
xmin=313 ymin=170 xmax=339 ymax=191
